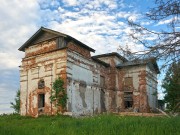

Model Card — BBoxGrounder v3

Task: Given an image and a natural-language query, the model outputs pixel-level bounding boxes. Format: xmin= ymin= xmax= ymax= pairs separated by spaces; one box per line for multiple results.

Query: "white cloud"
xmin=140 ymin=21 xmax=153 ymax=25
xmin=46 ymin=2 xmax=143 ymax=55
xmin=0 ymin=0 xmax=41 ymax=70
xmin=0 ymin=53 xmax=21 ymax=70
xmin=118 ymin=11 xmax=131 ymax=18
xmin=117 ymin=11 xmax=141 ymax=22
xmin=0 ymin=0 xmax=41 ymax=114
xmin=62 ymin=0 xmax=78 ymax=6
xmin=128 ymin=14 xmax=141 ymax=22
xmin=156 ymin=17 xmax=180 ymax=26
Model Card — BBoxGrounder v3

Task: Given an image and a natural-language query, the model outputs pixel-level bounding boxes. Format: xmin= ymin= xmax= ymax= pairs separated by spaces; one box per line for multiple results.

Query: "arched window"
xmin=38 ymin=79 xmax=45 ymax=89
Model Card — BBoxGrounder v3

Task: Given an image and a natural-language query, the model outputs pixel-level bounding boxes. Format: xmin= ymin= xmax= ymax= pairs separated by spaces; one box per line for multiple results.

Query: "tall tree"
xmin=162 ymin=61 xmax=180 ymax=112
xmin=10 ymin=90 xmax=20 ymax=113
xmin=120 ymin=0 xmax=180 ymax=68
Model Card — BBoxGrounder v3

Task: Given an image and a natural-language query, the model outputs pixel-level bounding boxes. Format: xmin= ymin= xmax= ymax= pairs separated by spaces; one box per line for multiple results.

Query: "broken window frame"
xmin=123 ymin=77 xmax=133 ymax=91
xmin=38 ymin=79 xmax=45 ymax=89
xmin=124 ymin=77 xmax=133 ymax=86
xmin=124 ymin=92 xmax=133 ymax=109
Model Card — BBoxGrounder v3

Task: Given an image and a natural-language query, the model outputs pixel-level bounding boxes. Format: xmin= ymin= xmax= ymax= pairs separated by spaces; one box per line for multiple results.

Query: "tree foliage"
xmin=50 ymin=77 xmax=67 ymax=113
xmin=162 ymin=61 xmax=180 ymax=112
xmin=119 ymin=0 xmax=180 ymax=68
xmin=10 ymin=90 xmax=20 ymax=113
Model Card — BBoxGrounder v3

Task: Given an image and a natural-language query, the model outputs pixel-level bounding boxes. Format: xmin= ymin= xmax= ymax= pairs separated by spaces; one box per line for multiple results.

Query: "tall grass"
xmin=0 ymin=114 xmax=179 ymax=135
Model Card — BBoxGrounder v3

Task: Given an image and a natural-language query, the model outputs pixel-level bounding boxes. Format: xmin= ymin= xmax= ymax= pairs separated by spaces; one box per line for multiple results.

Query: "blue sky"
xmin=0 ymin=0 xmax=168 ymax=114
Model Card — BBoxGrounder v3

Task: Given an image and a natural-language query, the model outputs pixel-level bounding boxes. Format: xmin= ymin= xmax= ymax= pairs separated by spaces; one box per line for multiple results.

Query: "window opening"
xmin=124 ymin=92 xmax=133 ymax=108
xmin=38 ymin=79 xmax=45 ymax=89
xmin=38 ymin=94 xmax=45 ymax=108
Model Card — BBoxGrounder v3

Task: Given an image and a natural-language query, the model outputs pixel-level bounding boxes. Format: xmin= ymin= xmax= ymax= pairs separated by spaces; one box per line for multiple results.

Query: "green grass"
xmin=0 ymin=114 xmax=179 ymax=135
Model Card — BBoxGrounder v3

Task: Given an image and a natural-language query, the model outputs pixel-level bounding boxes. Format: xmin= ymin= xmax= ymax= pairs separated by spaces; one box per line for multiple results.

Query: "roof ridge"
xmin=92 ymin=52 xmax=128 ymax=62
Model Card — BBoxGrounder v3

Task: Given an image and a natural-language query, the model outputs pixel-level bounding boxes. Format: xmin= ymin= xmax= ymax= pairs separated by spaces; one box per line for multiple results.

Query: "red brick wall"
xmin=25 ymin=39 xmax=57 ymax=57
xmin=67 ymin=42 xmax=91 ymax=58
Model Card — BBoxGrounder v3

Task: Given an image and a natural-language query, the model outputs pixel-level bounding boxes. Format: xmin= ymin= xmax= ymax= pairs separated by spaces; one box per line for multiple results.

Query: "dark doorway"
xmin=100 ymin=89 xmax=106 ymax=112
xmin=124 ymin=101 xmax=133 ymax=108
xmin=38 ymin=94 xmax=45 ymax=108
xmin=124 ymin=92 xmax=133 ymax=109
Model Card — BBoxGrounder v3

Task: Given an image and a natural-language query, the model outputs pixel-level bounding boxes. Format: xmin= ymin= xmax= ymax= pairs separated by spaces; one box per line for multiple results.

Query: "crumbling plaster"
xmin=20 ymin=39 xmax=67 ymax=116
xmin=19 ymin=30 xmax=158 ymax=117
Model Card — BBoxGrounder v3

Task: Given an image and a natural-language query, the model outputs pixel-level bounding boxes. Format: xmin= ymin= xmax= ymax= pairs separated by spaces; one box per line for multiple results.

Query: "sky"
xmin=0 ymin=0 xmax=168 ymax=114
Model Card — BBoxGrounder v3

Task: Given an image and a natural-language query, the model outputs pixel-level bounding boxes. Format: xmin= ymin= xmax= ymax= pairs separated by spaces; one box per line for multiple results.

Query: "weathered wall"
xmin=146 ymin=65 xmax=158 ymax=111
xmin=25 ymin=39 xmax=57 ymax=57
xmin=98 ymin=56 xmax=123 ymax=67
xmin=20 ymin=39 xmax=67 ymax=117
xmin=116 ymin=65 xmax=151 ymax=112
xmin=20 ymin=35 xmax=158 ymax=116
xmin=66 ymin=49 xmax=109 ymax=116
xmin=67 ymin=42 xmax=91 ymax=58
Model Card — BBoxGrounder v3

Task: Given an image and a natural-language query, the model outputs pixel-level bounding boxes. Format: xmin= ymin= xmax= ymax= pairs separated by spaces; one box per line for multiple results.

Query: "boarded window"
xmin=38 ymin=79 xmax=45 ymax=89
xmin=124 ymin=77 xmax=133 ymax=86
xmin=124 ymin=77 xmax=133 ymax=91
xmin=124 ymin=92 xmax=133 ymax=101
xmin=57 ymin=37 xmax=67 ymax=48
xmin=100 ymin=76 xmax=105 ymax=87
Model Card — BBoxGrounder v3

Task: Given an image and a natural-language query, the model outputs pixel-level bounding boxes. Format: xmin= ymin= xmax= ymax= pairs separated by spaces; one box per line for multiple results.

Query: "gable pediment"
xmin=31 ymin=31 xmax=59 ymax=45
xmin=19 ymin=27 xmax=95 ymax=52
xmin=19 ymin=27 xmax=67 ymax=51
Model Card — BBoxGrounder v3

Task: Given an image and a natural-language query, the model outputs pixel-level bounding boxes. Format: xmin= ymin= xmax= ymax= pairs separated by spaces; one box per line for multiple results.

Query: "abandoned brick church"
xmin=19 ymin=27 xmax=159 ymax=117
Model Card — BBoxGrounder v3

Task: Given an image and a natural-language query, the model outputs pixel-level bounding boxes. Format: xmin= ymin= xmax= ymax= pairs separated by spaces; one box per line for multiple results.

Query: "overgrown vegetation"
xmin=10 ymin=89 xmax=20 ymax=113
xmin=162 ymin=61 xmax=180 ymax=113
xmin=50 ymin=77 xmax=68 ymax=113
xmin=0 ymin=114 xmax=180 ymax=135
